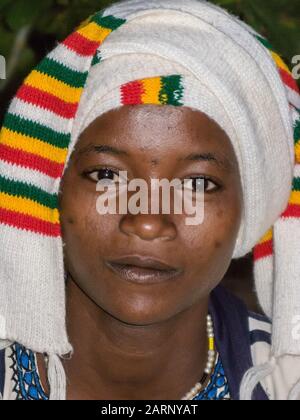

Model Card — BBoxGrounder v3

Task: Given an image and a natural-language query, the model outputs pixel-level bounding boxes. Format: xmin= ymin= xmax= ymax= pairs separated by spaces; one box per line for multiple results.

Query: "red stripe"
xmin=62 ymin=32 xmax=100 ymax=56
xmin=0 ymin=144 xmax=64 ymax=179
xmin=16 ymin=84 xmax=77 ymax=119
xmin=0 ymin=208 xmax=61 ymax=237
xmin=281 ymin=203 xmax=300 ymax=218
xmin=121 ymin=80 xmax=144 ymax=105
xmin=253 ymin=239 xmax=273 ymax=261
xmin=279 ymin=68 xmax=300 ymax=94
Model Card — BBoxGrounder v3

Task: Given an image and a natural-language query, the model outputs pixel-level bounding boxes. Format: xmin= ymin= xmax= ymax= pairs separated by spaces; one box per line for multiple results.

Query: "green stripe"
xmin=255 ymin=35 xmax=274 ymax=51
xmin=294 ymin=118 xmax=300 ymax=143
xmin=159 ymin=75 xmax=184 ymax=106
xmin=293 ymin=177 xmax=300 ymax=191
xmin=35 ymin=57 xmax=88 ymax=89
xmin=3 ymin=114 xmax=70 ymax=149
xmin=92 ymin=52 xmax=102 ymax=66
xmin=91 ymin=13 xmax=126 ymax=31
xmin=0 ymin=175 xmax=58 ymax=209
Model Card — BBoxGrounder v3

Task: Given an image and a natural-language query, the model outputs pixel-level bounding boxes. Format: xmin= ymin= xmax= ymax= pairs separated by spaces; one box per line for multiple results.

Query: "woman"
xmin=0 ymin=0 xmax=299 ymax=400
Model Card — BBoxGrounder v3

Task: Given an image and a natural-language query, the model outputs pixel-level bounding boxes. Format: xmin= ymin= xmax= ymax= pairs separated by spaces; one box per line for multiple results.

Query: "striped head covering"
xmin=0 ymin=0 xmax=299 ymax=400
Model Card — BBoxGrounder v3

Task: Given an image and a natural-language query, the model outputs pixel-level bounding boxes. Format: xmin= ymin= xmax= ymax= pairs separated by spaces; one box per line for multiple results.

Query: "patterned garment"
xmin=3 ymin=343 xmax=229 ymax=400
xmin=194 ymin=355 xmax=230 ymax=400
xmin=8 ymin=343 xmax=48 ymax=400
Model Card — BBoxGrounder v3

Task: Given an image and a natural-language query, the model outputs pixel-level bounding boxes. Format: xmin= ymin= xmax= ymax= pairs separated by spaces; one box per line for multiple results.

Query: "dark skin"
xmin=39 ymin=105 xmax=243 ymax=400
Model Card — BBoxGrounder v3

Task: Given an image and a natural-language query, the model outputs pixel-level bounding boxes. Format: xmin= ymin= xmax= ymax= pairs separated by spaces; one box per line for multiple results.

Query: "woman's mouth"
xmin=104 ymin=255 xmax=183 ymax=285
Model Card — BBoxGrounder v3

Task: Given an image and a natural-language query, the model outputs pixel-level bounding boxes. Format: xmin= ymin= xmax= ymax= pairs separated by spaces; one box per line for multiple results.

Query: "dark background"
xmin=0 ymin=0 xmax=299 ymax=310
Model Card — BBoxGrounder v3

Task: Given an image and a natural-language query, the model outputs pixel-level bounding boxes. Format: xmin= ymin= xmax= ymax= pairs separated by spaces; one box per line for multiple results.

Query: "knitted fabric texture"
xmin=0 ymin=0 xmax=299 ymax=400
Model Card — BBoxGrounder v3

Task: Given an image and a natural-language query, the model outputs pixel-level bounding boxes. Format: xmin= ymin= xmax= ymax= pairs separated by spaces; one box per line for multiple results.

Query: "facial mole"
xmin=67 ymin=217 xmax=75 ymax=225
xmin=214 ymin=241 xmax=222 ymax=249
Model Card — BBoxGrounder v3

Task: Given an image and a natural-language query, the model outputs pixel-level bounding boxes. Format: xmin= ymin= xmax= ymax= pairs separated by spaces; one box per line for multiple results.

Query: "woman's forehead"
xmin=75 ymin=105 xmax=239 ymax=174
xmin=80 ymin=104 xmax=231 ymax=145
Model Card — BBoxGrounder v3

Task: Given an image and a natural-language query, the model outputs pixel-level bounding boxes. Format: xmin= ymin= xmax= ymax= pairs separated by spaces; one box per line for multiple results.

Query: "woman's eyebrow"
xmin=77 ymin=144 xmax=129 ymax=157
xmin=77 ymin=145 xmax=235 ymax=172
xmin=181 ymin=152 xmax=234 ymax=172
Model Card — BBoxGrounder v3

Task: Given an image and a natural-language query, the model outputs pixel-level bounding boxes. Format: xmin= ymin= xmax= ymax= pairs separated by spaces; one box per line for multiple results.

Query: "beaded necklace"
xmin=181 ymin=314 xmax=215 ymax=400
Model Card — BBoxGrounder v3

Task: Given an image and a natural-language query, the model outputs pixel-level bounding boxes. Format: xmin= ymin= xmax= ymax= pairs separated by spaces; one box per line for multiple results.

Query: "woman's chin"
xmin=102 ymin=303 xmax=173 ymax=327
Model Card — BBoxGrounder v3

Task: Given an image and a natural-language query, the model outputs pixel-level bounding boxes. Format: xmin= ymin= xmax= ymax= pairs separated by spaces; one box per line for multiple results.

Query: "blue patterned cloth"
xmin=10 ymin=343 xmax=48 ymax=400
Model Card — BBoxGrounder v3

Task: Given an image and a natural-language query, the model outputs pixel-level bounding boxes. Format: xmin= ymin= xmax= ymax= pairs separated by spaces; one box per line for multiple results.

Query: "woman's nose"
xmin=119 ymin=213 xmax=177 ymax=242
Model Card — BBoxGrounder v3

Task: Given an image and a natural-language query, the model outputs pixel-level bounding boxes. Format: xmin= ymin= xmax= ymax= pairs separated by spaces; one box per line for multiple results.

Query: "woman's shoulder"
xmin=211 ymin=287 xmax=300 ymax=400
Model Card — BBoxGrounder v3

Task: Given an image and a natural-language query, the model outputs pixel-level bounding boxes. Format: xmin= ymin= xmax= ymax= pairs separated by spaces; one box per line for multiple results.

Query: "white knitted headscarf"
xmin=0 ymin=0 xmax=299 ymax=400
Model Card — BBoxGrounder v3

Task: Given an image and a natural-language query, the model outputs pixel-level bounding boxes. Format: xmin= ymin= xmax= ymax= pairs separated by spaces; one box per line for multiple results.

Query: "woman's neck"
xmin=57 ymin=278 xmax=209 ymax=400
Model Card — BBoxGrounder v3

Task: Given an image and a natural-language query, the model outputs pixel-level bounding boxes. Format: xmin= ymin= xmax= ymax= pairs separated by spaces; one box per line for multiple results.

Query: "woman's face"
xmin=60 ymin=105 xmax=243 ymax=326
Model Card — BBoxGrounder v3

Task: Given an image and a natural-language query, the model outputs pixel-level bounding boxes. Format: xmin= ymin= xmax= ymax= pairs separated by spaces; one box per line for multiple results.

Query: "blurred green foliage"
xmin=0 ymin=0 xmax=299 ymax=121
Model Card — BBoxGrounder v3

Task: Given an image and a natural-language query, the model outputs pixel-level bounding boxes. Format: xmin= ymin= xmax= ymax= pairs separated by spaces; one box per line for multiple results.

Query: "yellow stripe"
xmin=141 ymin=77 xmax=162 ymax=104
xmin=259 ymin=228 xmax=273 ymax=245
xmin=0 ymin=127 xmax=68 ymax=164
xmin=0 ymin=192 xmax=59 ymax=224
xmin=296 ymin=141 xmax=300 ymax=163
xmin=77 ymin=22 xmax=112 ymax=43
xmin=25 ymin=70 xmax=83 ymax=104
xmin=290 ymin=190 xmax=300 ymax=205
xmin=271 ymin=52 xmax=291 ymax=74
xmin=208 ymin=338 xmax=214 ymax=351
xmin=76 ymin=15 xmax=93 ymax=31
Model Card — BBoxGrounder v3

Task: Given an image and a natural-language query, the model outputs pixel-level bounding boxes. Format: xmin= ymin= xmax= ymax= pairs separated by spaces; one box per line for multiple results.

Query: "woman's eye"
xmin=184 ymin=177 xmax=219 ymax=193
xmin=84 ymin=168 xmax=122 ymax=184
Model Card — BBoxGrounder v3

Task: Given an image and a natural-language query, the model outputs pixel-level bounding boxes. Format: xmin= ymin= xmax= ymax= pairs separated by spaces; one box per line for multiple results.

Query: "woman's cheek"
xmin=182 ymin=203 xmax=238 ymax=270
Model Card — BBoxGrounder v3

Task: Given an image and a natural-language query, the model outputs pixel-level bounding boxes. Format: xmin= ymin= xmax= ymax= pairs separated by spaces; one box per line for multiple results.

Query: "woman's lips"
xmin=104 ymin=255 xmax=183 ymax=285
